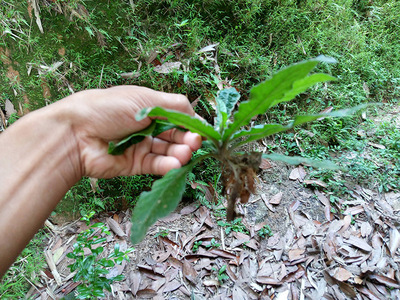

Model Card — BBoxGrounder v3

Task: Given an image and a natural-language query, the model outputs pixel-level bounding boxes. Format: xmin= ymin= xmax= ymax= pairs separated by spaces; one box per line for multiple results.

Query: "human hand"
xmin=61 ymin=86 xmax=202 ymax=178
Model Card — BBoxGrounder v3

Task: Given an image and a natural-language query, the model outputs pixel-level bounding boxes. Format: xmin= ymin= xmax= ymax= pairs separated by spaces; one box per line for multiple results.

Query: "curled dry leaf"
xmin=389 ymin=227 xmax=400 ymax=256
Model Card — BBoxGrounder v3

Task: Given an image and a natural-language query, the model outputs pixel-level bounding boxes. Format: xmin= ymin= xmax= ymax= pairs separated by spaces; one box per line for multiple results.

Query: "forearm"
xmin=0 ymin=102 xmax=81 ymax=276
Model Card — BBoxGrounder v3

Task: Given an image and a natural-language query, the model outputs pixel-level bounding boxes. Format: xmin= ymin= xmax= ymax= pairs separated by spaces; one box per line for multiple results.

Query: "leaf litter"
xmin=24 ymin=157 xmax=400 ymax=300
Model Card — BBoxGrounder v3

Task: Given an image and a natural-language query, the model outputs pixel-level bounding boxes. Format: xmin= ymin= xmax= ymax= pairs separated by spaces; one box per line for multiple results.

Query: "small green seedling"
xmin=192 ymin=240 xmax=202 ymax=253
xmin=258 ymin=225 xmax=273 ymax=238
xmin=217 ymin=218 xmax=249 ymax=235
xmin=205 ymin=238 xmax=221 ymax=249
xmin=67 ymin=212 xmax=133 ymax=299
xmin=108 ymin=56 xmax=366 ymax=244
xmin=211 ymin=265 xmax=229 ymax=284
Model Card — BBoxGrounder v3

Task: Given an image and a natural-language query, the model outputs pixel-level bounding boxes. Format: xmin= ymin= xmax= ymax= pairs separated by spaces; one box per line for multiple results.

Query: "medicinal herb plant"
xmin=108 ymin=57 xmax=366 ymax=244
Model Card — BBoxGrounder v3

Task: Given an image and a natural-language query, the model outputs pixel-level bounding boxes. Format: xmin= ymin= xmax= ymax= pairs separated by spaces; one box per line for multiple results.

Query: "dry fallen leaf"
xmin=289 ymin=167 xmax=306 ymax=182
xmin=106 ymin=218 xmax=126 ymax=237
xmin=331 ymin=267 xmax=352 ymax=282
xmin=389 ymin=227 xmax=400 ymax=256
xmin=153 ymin=62 xmax=182 ymax=74
xmin=288 ymin=249 xmax=305 ymax=262
xmin=345 ymin=235 xmax=372 ymax=252
xmin=269 ymin=192 xmax=283 ymax=205
xmin=303 ymin=179 xmax=328 ymax=188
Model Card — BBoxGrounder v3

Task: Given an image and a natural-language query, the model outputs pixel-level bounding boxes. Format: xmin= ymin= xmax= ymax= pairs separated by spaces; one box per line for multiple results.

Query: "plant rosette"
xmin=108 ymin=56 xmax=367 ymax=244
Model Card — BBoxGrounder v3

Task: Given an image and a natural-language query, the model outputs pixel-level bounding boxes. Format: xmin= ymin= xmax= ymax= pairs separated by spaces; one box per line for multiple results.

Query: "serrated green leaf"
xmin=130 ymin=164 xmax=193 ymax=244
xmin=291 ymin=104 xmax=369 ymax=126
xmin=277 ymin=73 xmax=336 ymax=105
xmin=230 ymin=124 xmax=289 ymax=148
xmin=223 ymin=57 xmax=335 ymax=141
xmin=136 ymin=106 xmax=221 ymax=143
xmin=262 ymin=153 xmax=340 ymax=170
xmin=215 ymin=88 xmax=241 ymax=129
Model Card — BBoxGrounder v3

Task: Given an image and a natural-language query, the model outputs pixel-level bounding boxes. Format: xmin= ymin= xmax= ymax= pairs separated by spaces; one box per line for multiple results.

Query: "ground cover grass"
xmin=1 ymin=0 xmax=399 ymax=296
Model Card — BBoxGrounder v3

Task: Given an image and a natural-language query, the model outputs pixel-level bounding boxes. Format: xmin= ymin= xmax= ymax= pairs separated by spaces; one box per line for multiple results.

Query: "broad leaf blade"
xmin=137 ymin=107 xmax=221 ymax=142
xmin=223 ymin=57 xmax=335 ymax=140
xmin=278 ymin=73 xmax=336 ymax=105
xmin=108 ymin=121 xmax=157 ymax=155
xmin=262 ymin=153 xmax=340 ymax=170
xmin=108 ymin=120 xmax=184 ymax=155
xmin=230 ymin=124 xmax=289 ymax=148
xmin=291 ymin=104 xmax=369 ymax=126
xmin=231 ymin=104 xmax=368 ymax=148
xmin=130 ymin=164 xmax=192 ymax=244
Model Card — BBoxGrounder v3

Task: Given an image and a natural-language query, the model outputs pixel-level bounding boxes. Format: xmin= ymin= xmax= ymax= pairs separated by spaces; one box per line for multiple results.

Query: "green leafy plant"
xmin=258 ymin=225 xmax=273 ymax=238
xmin=217 ymin=218 xmax=249 ymax=235
xmin=205 ymin=238 xmax=221 ymax=249
xmin=154 ymin=229 xmax=169 ymax=238
xmin=211 ymin=265 xmax=229 ymax=284
xmin=67 ymin=212 xmax=134 ymax=299
xmin=109 ymin=56 xmax=367 ymax=244
xmin=192 ymin=241 xmax=202 ymax=253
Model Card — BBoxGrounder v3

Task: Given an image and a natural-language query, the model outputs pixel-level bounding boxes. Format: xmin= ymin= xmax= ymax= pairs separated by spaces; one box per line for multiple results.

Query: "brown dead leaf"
xmin=368 ymin=274 xmax=400 ymax=289
xmin=182 ymin=260 xmax=197 ymax=284
xmin=345 ymin=235 xmax=372 ymax=252
xmin=288 ymin=249 xmax=305 ymax=262
xmin=331 ymin=267 xmax=352 ymax=282
xmin=303 ymin=179 xmax=328 ymax=188
xmin=129 ymin=271 xmax=141 ymax=296
xmin=324 ymin=271 xmax=357 ymax=298
xmin=159 ymin=212 xmax=181 ymax=223
xmin=162 ymin=279 xmax=181 ymax=293
xmin=153 ymin=62 xmax=182 ymax=74
xmin=356 ymin=287 xmax=381 ymax=300
xmin=389 ymin=227 xmax=400 ymax=256
xmin=106 ymin=218 xmax=126 ymax=237
xmin=269 ymin=192 xmax=283 ymax=205
xmin=289 ymin=167 xmax=306 ymax=182
xmin=260 ymin=158 xmax=272 ymax=169
xmin=368 ymin=142 xmax=386 ymax=149
xmin=209 ymin=248 xmax=237 ymax=260
xmin=261 ymin=194 xmax=275 ymax=212
xmin=180 ymin=204 xmax=199 ymax=215
xmin=5 ymin=99 xmax=17 ymax=118
xmin=136 ymin=289 xmax=158 ymax=298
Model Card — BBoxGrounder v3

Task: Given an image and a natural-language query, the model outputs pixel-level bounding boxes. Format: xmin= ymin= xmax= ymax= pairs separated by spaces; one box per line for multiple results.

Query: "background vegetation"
xmin=1 ymin=0 xmax=399 ymax=297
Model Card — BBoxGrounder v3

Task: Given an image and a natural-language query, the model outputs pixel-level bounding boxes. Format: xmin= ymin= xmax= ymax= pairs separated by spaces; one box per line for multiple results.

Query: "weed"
xmin=217 ymin=218 xmax=249 ymax=236
xmin=205 ymin=238 xmax=221 ymax=249
xmin=192 ymin=241 xmax=202 ymax=253
xmin=154 ymin=229 xmax=169 ymax=238
xmin=67 ymin=211 xmax=133 ymax=299
xmin=111 ymin=57 xmax=367 ymax=244
xmin=0 ymin=230 xmax=47 ymax=298
xmin=258 ymin=225 xmax=273 ymax=239
xmin=211 ymin=265 xmax=229 ymax=284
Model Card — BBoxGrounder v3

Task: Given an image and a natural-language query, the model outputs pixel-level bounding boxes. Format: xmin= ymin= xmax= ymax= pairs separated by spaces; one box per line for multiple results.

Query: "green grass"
xmin=0 ymin=230 xmax=47 ymax=299
xmin=1 ymin=0 xmax=399 ymax=294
